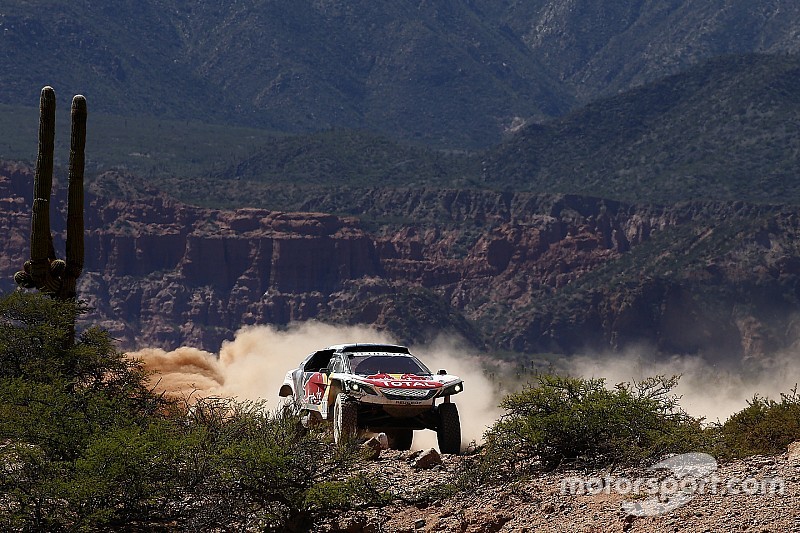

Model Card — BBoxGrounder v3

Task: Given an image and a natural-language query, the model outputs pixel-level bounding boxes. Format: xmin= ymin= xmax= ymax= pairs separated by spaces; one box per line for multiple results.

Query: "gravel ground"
xmin=322 ymin=449 xmax=800 ymax=532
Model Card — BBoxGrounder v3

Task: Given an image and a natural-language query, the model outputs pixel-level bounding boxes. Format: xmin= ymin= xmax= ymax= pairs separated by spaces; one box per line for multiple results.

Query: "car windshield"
xmin=349 ymin=354 xmax=431 ymax=376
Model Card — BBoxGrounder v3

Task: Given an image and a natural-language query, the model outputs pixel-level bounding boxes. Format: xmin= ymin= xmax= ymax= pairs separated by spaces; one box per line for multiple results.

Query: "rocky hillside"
xmin=4 ymin=160 xmax=800 ymax=362
xmin=483 ymin=0 xmax=800 ymax=104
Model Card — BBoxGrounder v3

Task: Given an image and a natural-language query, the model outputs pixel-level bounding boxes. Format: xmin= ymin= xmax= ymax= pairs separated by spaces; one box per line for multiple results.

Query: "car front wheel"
xmin=436 ymin=402 xmax=461 ymax=454
xmin=333 ymin=393 xmax=358 ymax=444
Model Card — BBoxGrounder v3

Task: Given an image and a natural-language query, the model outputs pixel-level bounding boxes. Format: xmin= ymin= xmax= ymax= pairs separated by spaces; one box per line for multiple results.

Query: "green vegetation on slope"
xmin=5 ymin=1 xmax=800 ymax=148
xmin=1 ymin=0 xmax=570 ymax=148
xmin=0 ymin=293 xmax=386 ymax=531
xmin=0 ymin=103 xmax=280 ymax=178
xmin=207 ymin=129 xmax=478 ymax=189
xmin=484 ymin=54 xmax=800 ymax=204
xmin=105 ymin=53 xmax=800 ymax=214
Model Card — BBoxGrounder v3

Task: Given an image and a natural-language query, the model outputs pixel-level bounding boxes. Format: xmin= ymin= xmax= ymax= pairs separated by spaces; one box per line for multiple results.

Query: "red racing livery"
xmin=280 ymin=344 xmax=463 ymax=454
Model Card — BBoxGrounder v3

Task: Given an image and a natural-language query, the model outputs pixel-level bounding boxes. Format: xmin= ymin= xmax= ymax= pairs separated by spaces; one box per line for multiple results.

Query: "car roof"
xmin=324 ymin=343 xmax=411 ymax=354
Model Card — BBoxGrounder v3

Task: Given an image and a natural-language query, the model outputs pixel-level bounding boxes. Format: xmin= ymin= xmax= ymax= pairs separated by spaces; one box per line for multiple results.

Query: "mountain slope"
xmin=5 ymin=1 xmax=800 ymax=148
xmin=483 ymin=53 xmax=800 ymax=204
xmin=208 ymin=130 xmax=478 ymax=189
xmin=0 ymin=0 xmax=569 ymax=147
xmin=0 ymin=1 xmax=220 ymax=120
xmin=482 ymin=0 xmax=800 ymax=103
xmin=179 ymin=0 xmax=571 ymax=147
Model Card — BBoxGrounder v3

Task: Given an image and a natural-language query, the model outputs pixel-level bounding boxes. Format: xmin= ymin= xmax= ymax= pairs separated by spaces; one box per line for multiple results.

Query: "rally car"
xmin=279 ymin=343 xmax=463 ymax=454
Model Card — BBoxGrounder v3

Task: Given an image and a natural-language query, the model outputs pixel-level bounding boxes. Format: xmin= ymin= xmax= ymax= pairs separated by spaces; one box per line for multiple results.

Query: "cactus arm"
xmin=30 ymin=86 xmax=57 ymax=293
xmin=62 ymin=95 xmax=87 ymax=299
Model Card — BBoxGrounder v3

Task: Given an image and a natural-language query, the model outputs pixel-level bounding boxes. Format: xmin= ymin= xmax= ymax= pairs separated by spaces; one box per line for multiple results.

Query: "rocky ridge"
xmin=2 ymin=161 xmax=800 ymax=361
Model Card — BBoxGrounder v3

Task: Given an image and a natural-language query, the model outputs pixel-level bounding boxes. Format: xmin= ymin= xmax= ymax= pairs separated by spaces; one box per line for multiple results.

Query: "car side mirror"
xmin=437 ymin=369 xmax=447 ymax=375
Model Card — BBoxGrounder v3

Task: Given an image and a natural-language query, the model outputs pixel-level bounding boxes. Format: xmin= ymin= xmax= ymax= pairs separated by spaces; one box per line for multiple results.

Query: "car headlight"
xmin=345 ymin=381 xmax=376 ymax=395
xmin=439 ymin=381 xmax=464 ymax=397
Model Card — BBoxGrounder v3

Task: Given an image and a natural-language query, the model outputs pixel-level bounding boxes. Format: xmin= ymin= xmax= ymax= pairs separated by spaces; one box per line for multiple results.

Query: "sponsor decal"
xmin=363 ymin=374 xmax=443 ymax=389
xmin=303 ymin=371 xmax=328 ymax=405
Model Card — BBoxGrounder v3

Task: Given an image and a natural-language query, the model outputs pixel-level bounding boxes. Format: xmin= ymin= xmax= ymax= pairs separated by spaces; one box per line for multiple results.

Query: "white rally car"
xmin=279 ymin=343 xmax=463 ymax=454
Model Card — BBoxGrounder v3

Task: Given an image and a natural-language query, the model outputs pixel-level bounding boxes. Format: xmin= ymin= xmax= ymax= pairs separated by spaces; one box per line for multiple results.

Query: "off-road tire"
xmin=333 ymin=393 xmax=358 ymax=444
xmin=436 ymin=402 xmax=461 ymax=454
xmin=387 ymin=429 xmax=414 ymax=450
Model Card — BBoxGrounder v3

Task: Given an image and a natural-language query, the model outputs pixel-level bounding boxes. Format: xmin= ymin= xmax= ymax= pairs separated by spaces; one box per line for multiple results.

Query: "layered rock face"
xmin=0 ymin=163 xmax=380 ymax=350
xmin=2 ymin=161 xmax=799 ymax=361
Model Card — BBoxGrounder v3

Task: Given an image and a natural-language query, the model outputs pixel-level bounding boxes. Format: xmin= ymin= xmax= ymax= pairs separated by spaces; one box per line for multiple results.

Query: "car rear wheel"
xmin=333 ymin=393 xmax=358 ymax=444
xmin=436 ymin=402 xmax=461 ymax=454
xmin=387 ymin=429 xmax=414 ymax=450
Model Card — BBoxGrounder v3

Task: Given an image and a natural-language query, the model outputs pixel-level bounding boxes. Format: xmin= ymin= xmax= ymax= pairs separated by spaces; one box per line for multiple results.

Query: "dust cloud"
xmin=127 ymin=325 xmax=503 ymax=450
xmin=564 ymin=347 xmax=800 ymax=424
xmin=406 ymin=336 xmax=503 ymax=450
xmin=131 ymin=323 xmax=799 ymax=451
xmin=129 ymin=322 xmax=393 ymax=402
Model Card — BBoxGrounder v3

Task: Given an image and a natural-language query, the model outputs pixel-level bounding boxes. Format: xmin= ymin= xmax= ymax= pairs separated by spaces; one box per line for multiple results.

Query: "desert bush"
xmin=482 ymin=374 xmax=708 ymax=474
xmin=0 ymin=293 xmax=386 ymax=531
xmin=718 ymin=386 xmax=800 ymax=458
xmin=179 ymin=397 xmax=388 ymax=532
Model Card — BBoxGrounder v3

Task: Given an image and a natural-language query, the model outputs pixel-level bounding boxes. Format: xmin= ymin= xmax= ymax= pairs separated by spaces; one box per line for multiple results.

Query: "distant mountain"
xmin=481 ymin=0 xmax=800 ymax=103
xmin=145 ymin=53 xmax=800 ymax=214
xmin=4 ymin=1 xmax=800 ymax=147
xmin=0 ymin=1 xmax=220 ymax=119
xmin=0 ymin=0 xmax=568 ymax=147
xmin=483 ymin=53 xmax=800 ymax=204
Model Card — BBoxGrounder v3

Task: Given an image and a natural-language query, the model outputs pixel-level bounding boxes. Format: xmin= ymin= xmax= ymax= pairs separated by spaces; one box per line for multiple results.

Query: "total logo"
xmin=365 ymin=379 xmax=442 ymax=389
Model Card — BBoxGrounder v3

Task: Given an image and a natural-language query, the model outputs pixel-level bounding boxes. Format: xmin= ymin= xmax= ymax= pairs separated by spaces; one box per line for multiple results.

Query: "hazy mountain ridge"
xmin=5 ymin=0 xmax=800 ymax=147
xmin=154 ymin=53 xmax=800 ymax=212
xmin=484 ymin=0 xmax=800 ymax=102
xmin=483 ymin=53 xmax=800 ymax=204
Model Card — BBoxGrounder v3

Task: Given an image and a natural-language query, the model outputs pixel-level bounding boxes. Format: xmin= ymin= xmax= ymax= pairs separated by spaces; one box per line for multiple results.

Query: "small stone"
xmin=408 ymin=449 xmax=423 ymax=461
xmin=414 ymin=518 xmax=426 ymax=529
xmin=412 ymin=448 xmax=443 ymax=470
xmin=376 ymin=432 xmax=389 ymax=450
xmin=362 ymin=437 xmax=382 ymax=460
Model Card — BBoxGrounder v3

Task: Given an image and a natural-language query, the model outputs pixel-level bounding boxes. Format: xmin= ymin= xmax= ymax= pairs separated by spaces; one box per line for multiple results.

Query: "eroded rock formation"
xmin=2 ymin=161 xmax=799 ymax=361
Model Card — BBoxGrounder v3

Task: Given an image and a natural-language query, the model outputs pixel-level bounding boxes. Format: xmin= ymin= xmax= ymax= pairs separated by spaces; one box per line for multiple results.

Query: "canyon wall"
xmin=3 ymin=161 xmax=799 ymax=362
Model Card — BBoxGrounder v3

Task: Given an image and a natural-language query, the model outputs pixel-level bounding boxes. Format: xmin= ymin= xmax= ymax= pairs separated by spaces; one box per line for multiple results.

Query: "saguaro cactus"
xmin=14 ymin=86 xmax=87 ymax=302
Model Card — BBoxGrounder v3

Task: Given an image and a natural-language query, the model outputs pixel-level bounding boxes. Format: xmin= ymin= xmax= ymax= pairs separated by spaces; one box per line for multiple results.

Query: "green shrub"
xmin=180 ymin=398 xmax=388 ymax=532
xmin=482 ymin=374 xmax=708 ymax=473
xmin=0 ymin=293 xmax=387 ymax=531
xmin=718 ymin=387 xmax=800 ymax=458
